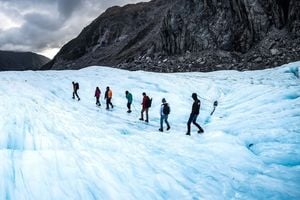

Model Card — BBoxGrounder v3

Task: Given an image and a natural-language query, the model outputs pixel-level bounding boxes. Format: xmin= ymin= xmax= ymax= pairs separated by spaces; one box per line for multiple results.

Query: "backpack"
xmin=163 ymin=103 xmax=170 ymax=115
xmin=146 ymin=96 xmax=152 ymax=108
xmin=76 ymin=83 xmax=79 ymax=90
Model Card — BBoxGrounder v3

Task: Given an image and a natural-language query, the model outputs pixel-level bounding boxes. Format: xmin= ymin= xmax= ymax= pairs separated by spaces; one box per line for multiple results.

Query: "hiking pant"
xmin=141 ymin=108 xmax=149 ymax=121
xmin=187 ymin=114 xmax=203 ymax=134
xmin=106 ymin=98 xmax=113 ymax=109
xmin=96 ymin=97 xmax=100 ymax=106
xmin=127 ymin=102 xmax=131 ymax=111
xmin=73 ymin=90 xmax=80 ymax=100
xmin=160 ymin=114 xmax=170 ymax=130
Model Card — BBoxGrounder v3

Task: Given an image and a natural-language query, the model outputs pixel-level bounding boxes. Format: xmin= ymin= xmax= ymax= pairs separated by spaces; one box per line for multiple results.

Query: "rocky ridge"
xmin=45 ymin=0 xmax=300 ymax=72
xmin=0 ymin=51 xmax=50 ymax=71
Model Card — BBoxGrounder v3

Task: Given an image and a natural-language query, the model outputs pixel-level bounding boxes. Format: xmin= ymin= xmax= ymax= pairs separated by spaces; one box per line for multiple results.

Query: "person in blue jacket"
xmin=125 ymin=91 xmax=133 ymax=113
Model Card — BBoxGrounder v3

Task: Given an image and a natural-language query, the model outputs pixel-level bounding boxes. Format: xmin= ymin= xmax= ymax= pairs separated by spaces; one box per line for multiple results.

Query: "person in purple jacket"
xmin=95 ymin=87 xmax=101 ymax=106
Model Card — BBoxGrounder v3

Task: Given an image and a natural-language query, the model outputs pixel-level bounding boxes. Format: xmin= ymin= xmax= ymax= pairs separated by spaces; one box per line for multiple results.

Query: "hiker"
xmin=186 ymin=93 xmax=204 ymax=135
xmin=95 ymin=87 xmax=101 ymax=106
xmin=139 ymin=92 xmax=150 ymax=122
xmin=125 ymin=91 xmax=133 ymax=113
xmin=104 ymin=86 xmax=113 ymax=109
xmin=72 ymin=81 xmax=80 ymax=101
xmin=159 ymin=98 xmax=170 ymax=132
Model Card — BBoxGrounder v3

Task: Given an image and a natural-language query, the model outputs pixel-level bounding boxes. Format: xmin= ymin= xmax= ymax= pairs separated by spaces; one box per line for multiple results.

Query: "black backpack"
xmin=76 ymin=83 xmax=79 ymax=90
xmin=163 ymin=103 xmax=170 ymax=115
xmin=146 ymin=96 xmax=152 ymax=108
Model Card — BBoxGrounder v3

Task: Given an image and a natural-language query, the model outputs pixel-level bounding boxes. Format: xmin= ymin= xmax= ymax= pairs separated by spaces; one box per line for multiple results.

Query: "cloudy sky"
xmin=0 ymin=0 xmax=147 ymax=58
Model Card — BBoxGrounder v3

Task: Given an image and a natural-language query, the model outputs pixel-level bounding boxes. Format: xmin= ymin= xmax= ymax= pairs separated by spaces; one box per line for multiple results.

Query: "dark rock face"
xmin=0 ymin=51 xmax=50 ymax=71
xmin=46 ymin=0 xmax=300 ymax=72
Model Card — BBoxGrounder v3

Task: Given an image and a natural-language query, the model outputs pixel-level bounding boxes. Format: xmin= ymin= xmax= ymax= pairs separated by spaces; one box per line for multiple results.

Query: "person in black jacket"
xmin=72 ymin=81 xmax=80 ymax=101
xmin=186 ymin=93 xmax=204 ymax=135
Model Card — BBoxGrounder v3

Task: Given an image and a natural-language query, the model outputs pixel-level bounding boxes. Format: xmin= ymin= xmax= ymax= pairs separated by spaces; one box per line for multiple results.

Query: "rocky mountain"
xmin=45 ymin=0 xmax=300 ymax=72
xmin=0 ymin=50 xmax=50 ymax=71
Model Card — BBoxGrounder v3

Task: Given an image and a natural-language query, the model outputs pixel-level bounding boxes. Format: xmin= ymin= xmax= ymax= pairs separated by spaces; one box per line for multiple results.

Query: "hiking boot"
xmin=127 ymin=110 xmax=132 ymax=113
xmin=145 ymin=120 xmax=149 ymax=123
xmin=159 ymin=128 xmax=163 ymax=132
xmin=112 ymin=105 xmax=114 ymax=108
xmin=78 ymin=98 xmax=80 ymax=101
xmin=166 ymin=126 xmax=170 ymax=131
xmin=198 ymin=129 xmax=204 ymax=134
xmin=139 ymin=118 xmax=144 ymax=121
xmin=186 ymin=132 xmax=191 ymax=136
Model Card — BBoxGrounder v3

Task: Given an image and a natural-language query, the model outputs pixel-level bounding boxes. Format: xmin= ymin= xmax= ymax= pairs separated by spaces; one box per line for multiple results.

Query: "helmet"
xmin=162 ymin=98 xmax=166 ymax=103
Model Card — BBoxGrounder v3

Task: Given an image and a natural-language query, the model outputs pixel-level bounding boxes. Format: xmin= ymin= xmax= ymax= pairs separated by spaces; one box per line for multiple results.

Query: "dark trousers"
xmin=127 ymin=103 xmax=131 ymax=111
xmin=187 ymin=114 xmax=203 ymax=133
xmin=106 ymin=98 xmax=113 ymax=109
xmin=73 ymin=90 xmax=80 ymax=100
xmin=160 ymin=115 xmax=170 ymax=130
xmin=141 ymin=108 xmax=149 ymax=121
xmin=96 ymin=97 xmax=100 ymax=106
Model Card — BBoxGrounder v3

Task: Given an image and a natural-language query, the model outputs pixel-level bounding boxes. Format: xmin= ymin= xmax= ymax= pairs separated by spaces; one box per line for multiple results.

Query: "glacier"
xmin=0 ymin=62 xmax=299 ymax=199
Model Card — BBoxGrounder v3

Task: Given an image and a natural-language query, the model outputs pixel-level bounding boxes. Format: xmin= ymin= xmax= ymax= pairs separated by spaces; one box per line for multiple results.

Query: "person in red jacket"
xmin=139 ymin=92 xmax=150 ymax=122
xmin=94 ymin=87 xmax=101 ymax=106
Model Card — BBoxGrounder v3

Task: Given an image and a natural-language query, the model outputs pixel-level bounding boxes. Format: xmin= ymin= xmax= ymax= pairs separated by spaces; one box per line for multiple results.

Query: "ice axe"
xmin=210 ymin=100 xmax=218 ymax=116
xmin=198 ymin=96 xmax=218 ymax=116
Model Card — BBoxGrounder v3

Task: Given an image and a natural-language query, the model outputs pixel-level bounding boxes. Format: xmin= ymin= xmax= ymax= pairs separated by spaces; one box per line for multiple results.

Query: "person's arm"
xmin=142 ymin=97 xmax=146 ymax=106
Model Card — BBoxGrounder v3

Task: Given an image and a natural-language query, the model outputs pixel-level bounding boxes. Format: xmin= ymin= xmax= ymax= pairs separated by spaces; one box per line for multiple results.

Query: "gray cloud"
xmin=57 ymin=0 xmax=82 ymax=18
xmin=0 ymin=0 xmax=146 ymax=58
xmin=24 ymin=13 xmax=63 ymax=30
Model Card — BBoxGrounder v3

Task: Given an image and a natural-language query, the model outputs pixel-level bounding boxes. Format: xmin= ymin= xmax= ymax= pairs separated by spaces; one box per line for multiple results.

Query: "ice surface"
xmin=0 ymin=62 xmax=299 ymax=199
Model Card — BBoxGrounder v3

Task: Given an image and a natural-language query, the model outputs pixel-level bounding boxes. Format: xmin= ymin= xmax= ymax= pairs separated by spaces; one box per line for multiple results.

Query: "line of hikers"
xmin=72 ymin=81 xmax=204 ymax=135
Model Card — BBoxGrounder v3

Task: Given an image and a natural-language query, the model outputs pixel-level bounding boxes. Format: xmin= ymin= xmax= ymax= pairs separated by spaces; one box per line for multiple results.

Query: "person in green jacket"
xmin=125 ymin=91 xmax=133 ymax=113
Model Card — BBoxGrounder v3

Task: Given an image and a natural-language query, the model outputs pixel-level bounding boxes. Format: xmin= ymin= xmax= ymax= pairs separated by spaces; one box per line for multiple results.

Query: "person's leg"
xmin=160 ymin=115 xmax=164 ymax=130
xmin=96 ymin=97 xmax=99 ymax=105
xmin=109 ymin=98 xmax=113 ymax=108
xmin=192 ymin=115 xmax=204 ymax=133
xmin=128 ymin=103 xmax=131 ymax=112
xmin=72 ymin=91 xmax=75 ymax=99
xmin=165 ymin=115 xmax=170 ymax=130
xmin=186 ymin=114 xmax=193 ymax=135
xmin=145 ymin=108 xmax=149 ymax=122
xmin=75 ymin=90 xmax=80 ymax=100
xmin=106 ymin=99 xmax=109 ymax=109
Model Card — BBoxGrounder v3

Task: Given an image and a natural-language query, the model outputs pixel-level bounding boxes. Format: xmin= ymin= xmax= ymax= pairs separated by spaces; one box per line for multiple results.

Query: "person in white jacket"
xmin=159 ymin=98 xmax=170 ymax=132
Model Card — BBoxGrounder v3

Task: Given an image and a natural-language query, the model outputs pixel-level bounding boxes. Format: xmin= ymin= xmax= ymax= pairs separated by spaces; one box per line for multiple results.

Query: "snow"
xmin=0 ymin=62 xmax=300 ymax=199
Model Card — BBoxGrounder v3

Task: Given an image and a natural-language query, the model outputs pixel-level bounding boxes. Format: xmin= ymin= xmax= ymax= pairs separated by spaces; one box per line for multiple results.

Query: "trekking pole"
xmin=132 ymin=103 xmax=139 ymax=113
xmin=131 ymin=103 xmax=140 ymax=118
